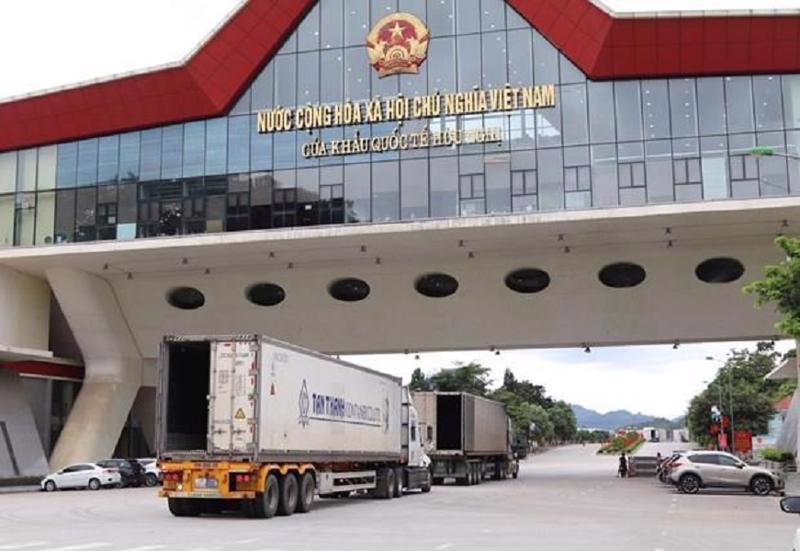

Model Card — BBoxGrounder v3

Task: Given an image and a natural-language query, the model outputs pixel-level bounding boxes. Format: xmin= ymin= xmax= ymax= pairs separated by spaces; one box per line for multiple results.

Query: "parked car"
xmin=96 ymin=459 xmax=145 ymax=487
xmin=669 ymin=450 xmax=784 ymax=496
xmin=41 ymin=463 xmax=121 ymax=491
xmin=137 ymin=458 xmax=161 ymax=487
xmin=779 ymin=496 xmax=800 ymax=551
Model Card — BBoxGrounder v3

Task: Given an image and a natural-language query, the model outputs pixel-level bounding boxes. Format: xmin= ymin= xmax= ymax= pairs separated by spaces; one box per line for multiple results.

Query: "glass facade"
xmin=3 ymin=0 xmax=800 ymax=247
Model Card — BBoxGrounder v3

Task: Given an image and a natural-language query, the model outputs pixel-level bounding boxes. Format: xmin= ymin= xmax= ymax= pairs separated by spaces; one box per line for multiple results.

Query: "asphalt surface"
xmin=0 ymin=444 xmax=797 ymax=551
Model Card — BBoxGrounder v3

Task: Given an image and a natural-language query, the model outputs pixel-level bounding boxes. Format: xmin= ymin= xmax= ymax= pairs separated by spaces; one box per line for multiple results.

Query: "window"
xmin=673 ymin=158 xmax=702 ymax=185
xmin=564 ymin=166 xmax=590 ymax=192
xmin=56 ymin=143 xmax=77 ymax=188
xmin=729 ymin=154 xmax=759 ymax=182
xmin=139 ymin=129 xmax=162 ymax=182
xmin=459 ymin=173 xmax=485 ymax=216
xmin=76 ymin=139 xmax=98 ymax=186
xmin=717 ymin=455 xmax=742 ymax=467
xmin=689 ymin=454 xmax=719 ymax=465
xmin=618 ymin=162 xmax=646 ymax=188
xmin=98 ymin=136 xmax=119 ymax=184
xmin=161 ymin=125 xmax=183 ymax=180
xmin=320 ymin=184 xmax=344 ymax=225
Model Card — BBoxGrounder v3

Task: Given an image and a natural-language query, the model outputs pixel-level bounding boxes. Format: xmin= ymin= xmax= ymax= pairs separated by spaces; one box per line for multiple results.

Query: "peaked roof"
xmin=3 ymin=0 xmax=800 ymax=152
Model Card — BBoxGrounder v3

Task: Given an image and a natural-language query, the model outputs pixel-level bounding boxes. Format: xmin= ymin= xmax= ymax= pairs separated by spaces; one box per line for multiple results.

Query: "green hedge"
xmin=760 ymin=448 xmax=795 ymax=463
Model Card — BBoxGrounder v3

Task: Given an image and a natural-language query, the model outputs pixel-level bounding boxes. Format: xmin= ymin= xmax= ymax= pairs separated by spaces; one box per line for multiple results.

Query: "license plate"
xmin=195 ymin=478 xmax=218 ymax=489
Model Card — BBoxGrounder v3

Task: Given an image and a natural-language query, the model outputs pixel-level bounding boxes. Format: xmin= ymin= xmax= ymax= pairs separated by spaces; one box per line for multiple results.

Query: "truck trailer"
xmin=412 ymin=391 xmax=519 ymax=485
xmin=157 ymin=335 xmax=431 ymax=518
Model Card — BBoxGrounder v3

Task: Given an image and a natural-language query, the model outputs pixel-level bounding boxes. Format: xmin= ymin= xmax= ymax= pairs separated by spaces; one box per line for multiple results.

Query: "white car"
xmin=137 ymin=458 xmax=161 ymax=487
xmin=41 ymin=463 xmax=121 ymax=491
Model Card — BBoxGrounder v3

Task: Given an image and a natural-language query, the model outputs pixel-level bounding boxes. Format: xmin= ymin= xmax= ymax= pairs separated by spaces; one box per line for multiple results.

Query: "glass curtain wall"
xmin=0 ymin=0 xmax=799 ymax=247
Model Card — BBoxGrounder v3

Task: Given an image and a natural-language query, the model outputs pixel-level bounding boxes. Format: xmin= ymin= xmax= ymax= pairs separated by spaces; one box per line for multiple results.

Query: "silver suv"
xmin=669 ymin=450 xmax=784 ymax=496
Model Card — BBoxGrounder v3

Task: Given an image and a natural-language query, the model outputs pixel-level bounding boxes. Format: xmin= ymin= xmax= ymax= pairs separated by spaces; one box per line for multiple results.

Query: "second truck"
xmin=157 ymin=335 xmax=431 ymax=518
xmin=412 ymin=391 xmax=519 ymax=485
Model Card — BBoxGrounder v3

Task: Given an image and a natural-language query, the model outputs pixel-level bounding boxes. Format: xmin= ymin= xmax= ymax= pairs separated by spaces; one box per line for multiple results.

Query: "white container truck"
xmin=412 ymin=391 xmax=519 ymax=485
xmin=157 ymin=335 xmax=431 ymax=518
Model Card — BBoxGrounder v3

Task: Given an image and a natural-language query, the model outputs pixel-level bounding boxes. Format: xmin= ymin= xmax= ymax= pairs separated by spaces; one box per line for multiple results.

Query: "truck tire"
xmin=493 ymin=462 xmax=502 ymax=481
xmin=421 ymin=470 xmax=432 ymax=493
xmin=278 ymin=473 xmax=299 ymax=516
xmin=476 ymin=463 xmax=483 ymax=485
xmin=297 ymin=471 xmax=315 ymax=513
xmin=376 ymin=467 xmax=396 ymax=498
xmin=168 ymin=498 xmax=199 ymax=517
xmin=394 ymin=467 xmax=404 ymax=498
xmin=253 ymin=473 xmax=280 ymax=518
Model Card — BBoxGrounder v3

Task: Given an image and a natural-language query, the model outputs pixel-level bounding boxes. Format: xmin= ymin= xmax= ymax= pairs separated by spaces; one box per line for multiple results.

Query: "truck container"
xmin=412 ymin=391 xmax=518 ymax=485
xmin=157 ymin=335 xmax=431 ymax=518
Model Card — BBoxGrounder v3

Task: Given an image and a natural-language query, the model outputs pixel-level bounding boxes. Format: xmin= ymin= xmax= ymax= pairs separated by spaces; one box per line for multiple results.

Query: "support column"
xmin=0 ymin=265 xmax=50 ymax=351
xmin=46 ymin=268 xmax=142 ymax=470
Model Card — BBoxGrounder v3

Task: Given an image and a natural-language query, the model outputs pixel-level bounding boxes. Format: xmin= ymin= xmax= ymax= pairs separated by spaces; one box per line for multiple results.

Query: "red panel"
xmin=2 ymin=0 xmax=800 ymax=152
xmin=0 ymin=362 xmax=85 ymax=381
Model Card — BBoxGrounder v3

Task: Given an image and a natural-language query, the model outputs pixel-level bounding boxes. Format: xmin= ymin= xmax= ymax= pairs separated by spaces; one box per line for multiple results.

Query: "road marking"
xmin=0 ymin=544 xmax=49 ymax=550
xmin=435 ymin=544 xmax=454 ymax=550
xmin=113 ymin=547 xmax=166 ymax=551
xmin=235 ymin=540 xmax=260 ymax=545
xmin=42 ymin=545 xmax=111 ymax=551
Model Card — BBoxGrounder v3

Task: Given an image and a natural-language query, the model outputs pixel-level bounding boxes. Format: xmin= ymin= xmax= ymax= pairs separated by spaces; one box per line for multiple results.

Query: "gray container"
xmin=412 ymin=391 xmax=509 ymax=456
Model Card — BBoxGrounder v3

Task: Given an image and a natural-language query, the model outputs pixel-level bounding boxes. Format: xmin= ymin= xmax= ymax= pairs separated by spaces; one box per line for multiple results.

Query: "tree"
xmin=428 ymin=362 xmax=492 ymax=396
xmin=547 ymin=401 xmax=577 ymax=443
xmin=492 ymin=388 xmax=555 ymax=444
xmin=499 ymin=368 xmax=553 ymax=408
xmin=409 ymin=367 xmax=430 ymax=391
xmin=745 ymin=236 xmax=800 ymax=338
xmin=686 ymin=343 xmax=783 ymax=446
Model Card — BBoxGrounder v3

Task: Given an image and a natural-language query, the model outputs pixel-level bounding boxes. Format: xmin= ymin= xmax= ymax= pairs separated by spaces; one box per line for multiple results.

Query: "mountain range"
xmin=571 ymin=404 xmax=685 ymax=431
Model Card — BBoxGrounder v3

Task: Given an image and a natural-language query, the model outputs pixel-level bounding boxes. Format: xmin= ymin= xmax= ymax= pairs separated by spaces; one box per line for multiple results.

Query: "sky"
xmin=1 ymin=1 xmax=797 ymax=418
xmin=1 ymin=0 xmax=799 ymax=100
xmin=346 ymin=340 xmax=794 ymax=420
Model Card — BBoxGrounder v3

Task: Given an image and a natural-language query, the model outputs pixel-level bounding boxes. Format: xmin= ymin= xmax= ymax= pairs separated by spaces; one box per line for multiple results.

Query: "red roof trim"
xmin=1 ymin=361 xmax=84 ymax=381
xmin=2 ymin=0 xmax=800 ymax=152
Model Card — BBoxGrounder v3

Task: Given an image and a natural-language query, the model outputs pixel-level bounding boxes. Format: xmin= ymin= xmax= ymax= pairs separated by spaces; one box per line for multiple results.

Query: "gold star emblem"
xmin=390 ymin=21 xmax=405 ymax=39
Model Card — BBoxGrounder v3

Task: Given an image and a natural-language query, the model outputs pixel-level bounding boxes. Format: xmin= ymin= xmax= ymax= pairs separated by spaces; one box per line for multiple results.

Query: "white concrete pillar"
xmin=46 ymin=268 xmax=142 ymax=470
xmin=0 ymin=266 xmax=50 ymax=351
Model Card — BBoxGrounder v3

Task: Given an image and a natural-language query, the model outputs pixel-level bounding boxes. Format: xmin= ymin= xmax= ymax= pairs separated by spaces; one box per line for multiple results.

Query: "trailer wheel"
xmin=297 ymin=471 xmax=315 ymax=513
xmin=278 ymin=473 xmax=299 ymax=516
xmin=253 ymin=473 xmax=280 ymax=518
xmin=394 ymin=467 xmax=404 ymax=498
xmin=376 ymin=467 xmax=395 ymax=498
xmin=168 ymin=498 xmax=199 ymax=517
xmin=421 ymin=470 xmax=432 ymax=493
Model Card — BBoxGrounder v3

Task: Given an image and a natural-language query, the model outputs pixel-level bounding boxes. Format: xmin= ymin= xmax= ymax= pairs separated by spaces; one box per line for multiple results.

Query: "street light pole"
xmin=706 ymin=356 xmax=735 ymax=454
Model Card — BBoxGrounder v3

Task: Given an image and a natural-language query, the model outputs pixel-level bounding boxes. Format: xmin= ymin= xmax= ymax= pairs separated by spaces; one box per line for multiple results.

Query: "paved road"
xmin=0 ymin=445 xmax=797 ymax=550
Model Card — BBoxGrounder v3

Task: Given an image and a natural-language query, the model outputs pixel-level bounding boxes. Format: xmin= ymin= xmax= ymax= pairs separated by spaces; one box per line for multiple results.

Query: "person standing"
xmin=618 ymin=452 xmax=628 ymax=478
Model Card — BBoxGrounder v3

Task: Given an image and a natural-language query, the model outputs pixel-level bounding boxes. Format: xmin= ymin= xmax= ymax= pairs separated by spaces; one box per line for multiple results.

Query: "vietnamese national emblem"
xmin=366 ymin=13 xmax=429 ymax=78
